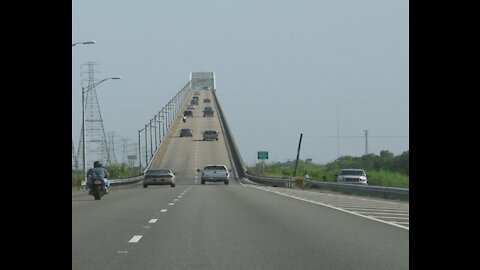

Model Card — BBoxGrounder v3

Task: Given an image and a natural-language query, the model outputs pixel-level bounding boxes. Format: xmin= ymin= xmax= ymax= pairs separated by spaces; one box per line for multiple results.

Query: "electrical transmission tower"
xmin=107 ymin=131 xmax=118 ymax=164
xmin=77 ymin=62 xmax=112 ymax=169
xmin=72 ymin=140 xmax=78 ymax=170
xmin=121 ymin=138 xmax=129 ymax=165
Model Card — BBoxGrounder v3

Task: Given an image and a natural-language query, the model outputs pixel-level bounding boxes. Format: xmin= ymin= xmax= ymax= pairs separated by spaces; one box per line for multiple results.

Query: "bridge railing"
xmin=244 ymin=173 xmax=409 ymax=201
xmin=108 ymin=175 xmax=144 ymax=187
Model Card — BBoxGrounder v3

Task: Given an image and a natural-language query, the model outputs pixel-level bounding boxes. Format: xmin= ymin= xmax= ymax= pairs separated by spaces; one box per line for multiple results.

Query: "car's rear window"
xmin=204 ymin=166 xmax=226 ymax=171
xmin=146 ymin=169 xmax=171 ymax=175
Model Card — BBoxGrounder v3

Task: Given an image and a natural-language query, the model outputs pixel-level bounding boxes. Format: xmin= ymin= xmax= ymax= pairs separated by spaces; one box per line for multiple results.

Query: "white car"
xmin=336 ymin=169 xmax=368 ymax=185
xmin=199 ymin=164 xmax=230 ymax=185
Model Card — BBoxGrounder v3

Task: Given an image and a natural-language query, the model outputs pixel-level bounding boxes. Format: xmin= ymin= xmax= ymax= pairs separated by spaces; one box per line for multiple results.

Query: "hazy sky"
xmin=72 ymin=0 xmax=408 ymax=166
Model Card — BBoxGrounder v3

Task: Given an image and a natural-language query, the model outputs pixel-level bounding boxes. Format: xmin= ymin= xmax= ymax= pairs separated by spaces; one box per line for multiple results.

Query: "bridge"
xmin=72 ymin=72 xmax=409 ymax=270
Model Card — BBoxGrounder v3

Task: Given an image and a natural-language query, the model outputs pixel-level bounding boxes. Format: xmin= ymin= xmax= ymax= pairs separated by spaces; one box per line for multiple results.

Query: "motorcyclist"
xmin=182 ymin=115 xmax=187 ymax=123
xmin=86 ymin=161 xmax=110 ymax=194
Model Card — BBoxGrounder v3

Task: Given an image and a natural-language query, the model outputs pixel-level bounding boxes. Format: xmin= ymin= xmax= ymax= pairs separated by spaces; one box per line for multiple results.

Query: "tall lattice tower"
xmin=107 ymin=131 xmax=118 ymax=164
xmin=72 ymin=140 xmax=78 ymax=170
xmin=77 ymin=62 xmax=112 ymax=169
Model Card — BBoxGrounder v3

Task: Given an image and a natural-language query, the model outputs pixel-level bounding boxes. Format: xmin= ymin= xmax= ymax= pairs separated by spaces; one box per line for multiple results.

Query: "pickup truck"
xmin=336 ymin=169 xmax=368 ymax=185
xmin=199 ymin=164 xmax=229 ymax=185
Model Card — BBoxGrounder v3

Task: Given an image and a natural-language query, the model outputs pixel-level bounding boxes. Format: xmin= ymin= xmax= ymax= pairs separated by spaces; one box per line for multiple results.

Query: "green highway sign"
xmin=257 ymin=151 xmax=268 ymax=160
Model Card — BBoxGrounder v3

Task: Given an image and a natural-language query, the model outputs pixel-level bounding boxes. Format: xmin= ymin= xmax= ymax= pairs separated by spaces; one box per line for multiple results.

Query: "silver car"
xmin=143 ymin=168 xmax=176 ymax=188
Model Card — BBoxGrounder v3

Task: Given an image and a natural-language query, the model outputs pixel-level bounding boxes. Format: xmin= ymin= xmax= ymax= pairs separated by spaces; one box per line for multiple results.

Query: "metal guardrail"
xmin=211 ymin=89 xmax=247 ymax=180
xmin=304 ymin=179 xmax=409 ymax=201
xmin=245 ymin=173 xmax=295 ymax=187
xmin=245 ymin=173 xmax=409 ymax=201
xmin=109 ymin=175 xmax=144 ymax=187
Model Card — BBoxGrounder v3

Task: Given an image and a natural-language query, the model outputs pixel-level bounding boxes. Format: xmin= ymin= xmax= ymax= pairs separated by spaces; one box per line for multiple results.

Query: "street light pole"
xmin=155 ymin=118 xmax=162 ymax=147
xmin=82 ymin=76 xmax=122 ymax=182
xmin=144 ymin=124 xmax=148 ymax=166
xmin=159 ymin=112 xmax=166 ymax=137
xmin=73 ymin=40 xmax=95 ymax=174
xmin=149 ymin=119 xmax=157 ymax=158
xmin=138 ymin=129 xmax=142 ymax=168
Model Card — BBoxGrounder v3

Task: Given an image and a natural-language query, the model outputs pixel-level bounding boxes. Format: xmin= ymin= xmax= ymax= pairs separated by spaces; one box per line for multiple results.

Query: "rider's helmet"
xmin=93 ymin=161 xmax=101 ymax=168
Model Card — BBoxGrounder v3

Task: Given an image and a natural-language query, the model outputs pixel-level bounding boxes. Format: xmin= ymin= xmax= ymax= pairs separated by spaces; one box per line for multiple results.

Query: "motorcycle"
xmin=182 ymin=116 xmax=187 ymax=123
xmin=88 ymin=179 xmax=107 ymax=200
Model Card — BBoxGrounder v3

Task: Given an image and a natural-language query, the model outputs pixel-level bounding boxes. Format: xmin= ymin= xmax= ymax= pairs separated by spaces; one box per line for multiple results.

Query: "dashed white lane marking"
xmin=149 ymin=219 xmax=158 ymax=223
xmin=117 ymin=251 xmax=128 ymax=254
xmin=168 ymin=203 xmax=174 ymax=206
xmin=178 ymin=196 xmax=182 ymax=198
xmin=128 ymin=235 xmax=143 ymax=243
xmin=142 ymin=226 xmax=151 ymax=229
xmin=173 ymin=199 xmax=179 ymax=202
xmin=160 ymin=209 xmax=168 ymax=213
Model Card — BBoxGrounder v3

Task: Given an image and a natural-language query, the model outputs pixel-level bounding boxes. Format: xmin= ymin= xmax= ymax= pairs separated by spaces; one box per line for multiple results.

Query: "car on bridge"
xmin=203 ymin=106 xmax=214 ymax=117
xmin=143 ymin=168 xmax=176 ymax=188
xmin=202 ymin=130 xmax=218 ymax=141
xmin=203 ymin=98 xmax=211 ymax=103
xmin=179 ymin=128 xmax=193 ymax=137
xmin=183 ymin=110 xmax=193 ymax=117
xmin=199 ymin=164 xmax=230 ymax=185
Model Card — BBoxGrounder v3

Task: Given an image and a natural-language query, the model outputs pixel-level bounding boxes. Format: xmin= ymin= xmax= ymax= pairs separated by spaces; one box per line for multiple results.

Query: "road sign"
xmin=257 ymin=151 xmax=268 ymax=160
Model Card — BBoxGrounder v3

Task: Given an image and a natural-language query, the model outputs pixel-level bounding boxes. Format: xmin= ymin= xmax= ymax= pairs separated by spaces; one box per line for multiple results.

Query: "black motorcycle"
xmin=89 ymin=179 xmax=106 ymax=200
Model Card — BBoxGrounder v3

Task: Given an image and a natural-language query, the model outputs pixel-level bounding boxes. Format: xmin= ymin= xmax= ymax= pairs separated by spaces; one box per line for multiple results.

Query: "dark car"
xmin=203 ymin=106 xmax=214 ymax=117
xmin=143 ymin=168 xmax=176 ymax=188
xmin=191 ymin=99 xmax=199 ymax=105
xmin=179 ymin=128 xmax=193 ymax=137
xmin=183 ymin=110 xmax=193 ymax=117
xmin=203 ymin=98 xmax=211 ymax=103
xmin=203 ymin=130 xmax=218 ymax=141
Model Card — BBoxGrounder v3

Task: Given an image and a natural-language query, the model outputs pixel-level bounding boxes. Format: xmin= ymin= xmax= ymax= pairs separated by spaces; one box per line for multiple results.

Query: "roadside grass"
xmin=246 ymin=164 xmax=408 ymax=188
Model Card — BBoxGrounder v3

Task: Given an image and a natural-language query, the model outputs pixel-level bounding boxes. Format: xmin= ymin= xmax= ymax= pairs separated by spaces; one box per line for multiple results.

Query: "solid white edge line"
xmin=248 ymin=185 xmax=410 ymax=230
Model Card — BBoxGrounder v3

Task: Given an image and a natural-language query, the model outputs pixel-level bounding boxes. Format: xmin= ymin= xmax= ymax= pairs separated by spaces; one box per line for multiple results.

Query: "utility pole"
xmin=337 ymin=105 xmax=340 ymax=158
xmin=293 ymin=133 xmax=303 ymax=177
xmin=364 ymin=129 xmax=368 ymax=155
